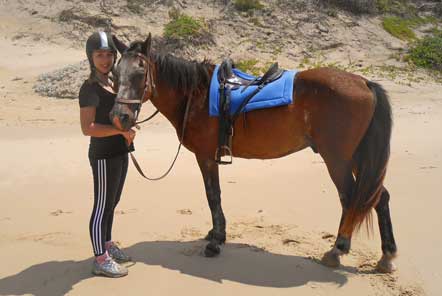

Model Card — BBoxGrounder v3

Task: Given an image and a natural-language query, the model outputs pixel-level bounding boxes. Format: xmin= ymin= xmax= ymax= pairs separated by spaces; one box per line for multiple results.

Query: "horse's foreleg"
xmin=196 ymin=155 xmax=226 ymax=257
xmin=320 ymin=159 xmax=355 ymax=268
xmin=375 ymin=187 xmax=397 ymax=273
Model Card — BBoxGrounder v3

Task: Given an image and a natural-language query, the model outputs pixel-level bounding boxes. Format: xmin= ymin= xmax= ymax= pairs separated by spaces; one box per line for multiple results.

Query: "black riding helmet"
xmin=86 ymin=31 xmax=117 ymax=72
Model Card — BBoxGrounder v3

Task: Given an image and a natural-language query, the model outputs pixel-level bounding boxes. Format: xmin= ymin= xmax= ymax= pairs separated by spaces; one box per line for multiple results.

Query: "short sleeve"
xmin=79 ymin=81 xmax=99 ymax=108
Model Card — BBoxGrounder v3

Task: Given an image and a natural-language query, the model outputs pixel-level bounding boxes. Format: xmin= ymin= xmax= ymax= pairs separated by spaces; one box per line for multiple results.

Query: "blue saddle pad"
xmin=209 ymin=65 xmax=298 ymax=117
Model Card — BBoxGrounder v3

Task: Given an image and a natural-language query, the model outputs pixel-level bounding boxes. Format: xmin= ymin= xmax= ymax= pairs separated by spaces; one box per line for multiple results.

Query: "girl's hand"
xmin=121 ymin=129 xmax=136 ymax=146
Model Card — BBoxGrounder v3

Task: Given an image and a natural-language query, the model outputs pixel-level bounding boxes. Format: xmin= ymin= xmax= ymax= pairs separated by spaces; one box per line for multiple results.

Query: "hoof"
xmin=321 ymin=248 xmax=342 ymax=268
xmin=204 ymin=241 xmax=221 ymax=257
xmin=376 ymin=254 xmax=396 ymax=273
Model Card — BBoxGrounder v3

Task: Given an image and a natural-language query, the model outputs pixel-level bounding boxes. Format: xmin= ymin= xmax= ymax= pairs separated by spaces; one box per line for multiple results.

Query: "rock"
xmin=317 ymin=23 xmax=329 ymax=33
xmin=321 ymin=42 xmax=344 ymax=50
xmin=177 ymin=209 xmax=193 ymax=215
xmin=386 ymin=42 xmax=404 ymax=51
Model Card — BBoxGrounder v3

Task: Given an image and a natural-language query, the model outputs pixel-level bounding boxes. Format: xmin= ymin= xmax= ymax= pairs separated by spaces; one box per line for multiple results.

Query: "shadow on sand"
xmin=0 ymin=240 xmax=352 ymax=296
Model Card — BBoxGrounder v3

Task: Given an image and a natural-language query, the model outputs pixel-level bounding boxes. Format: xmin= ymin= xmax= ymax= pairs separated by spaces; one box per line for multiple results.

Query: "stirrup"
xmin=215 ymin=145 xmax=233 ymax=165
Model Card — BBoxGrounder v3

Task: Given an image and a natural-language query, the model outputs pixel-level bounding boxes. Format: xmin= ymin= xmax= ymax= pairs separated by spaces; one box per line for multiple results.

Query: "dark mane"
xmin=127 ymin=41 xmax=212 ymax=96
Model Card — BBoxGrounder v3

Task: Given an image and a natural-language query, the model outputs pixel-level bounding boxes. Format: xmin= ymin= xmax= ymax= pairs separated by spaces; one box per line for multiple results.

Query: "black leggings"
xmin=89 ymin=154 xmax=128 ymax=256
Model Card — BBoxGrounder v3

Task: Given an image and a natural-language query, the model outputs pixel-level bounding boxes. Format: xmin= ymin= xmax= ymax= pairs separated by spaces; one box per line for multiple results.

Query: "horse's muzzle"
xmin=111 ymin=112 xmax=133 ymax=131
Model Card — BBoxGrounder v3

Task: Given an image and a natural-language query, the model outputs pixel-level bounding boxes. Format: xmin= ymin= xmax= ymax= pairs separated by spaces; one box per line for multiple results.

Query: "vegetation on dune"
xmin=235 ymin=59 xmax=275 ymax=77
xmin=233 ymin=0 xmax=264 ymax=12
xmin=163 ymin=8 xmax=213 ymax=46
xmin=409 ymin=31 xmax=442 ymax=71
xmin=235 ymin=59 xmax=260 ymax=76
xmin=164 ymin=9 xmax=204 ymax=39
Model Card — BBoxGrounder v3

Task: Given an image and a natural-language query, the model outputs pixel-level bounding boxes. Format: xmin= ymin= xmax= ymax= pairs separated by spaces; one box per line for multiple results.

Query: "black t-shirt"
xmin=79 ymin=80 xmax=134 ymax=159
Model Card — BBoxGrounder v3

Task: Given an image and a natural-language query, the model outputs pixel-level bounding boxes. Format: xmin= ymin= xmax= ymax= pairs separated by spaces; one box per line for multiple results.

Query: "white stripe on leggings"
xmin=92 ymin=159 xmax=107 ymax=255
xmin=92 ymin=160 xmax=101 ymax=254
xmin=91 ymin=160 xmax=100 ymax=254
xmin=98 ymin=160 xmax=107 ymax=254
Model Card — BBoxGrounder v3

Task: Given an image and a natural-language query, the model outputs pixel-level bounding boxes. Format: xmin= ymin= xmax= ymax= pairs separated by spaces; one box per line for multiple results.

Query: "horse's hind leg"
xmin=320 ymin=158 xmax=355 ymax=268
xmin=375 ymin=187 xmax=397 ymax=273
xmin=196 ymin=155 xmax=226 ymax=257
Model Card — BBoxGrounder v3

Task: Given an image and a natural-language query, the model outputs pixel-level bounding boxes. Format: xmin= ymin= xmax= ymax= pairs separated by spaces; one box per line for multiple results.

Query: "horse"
xmin=109 ymin=34 xmax=397 ymax=273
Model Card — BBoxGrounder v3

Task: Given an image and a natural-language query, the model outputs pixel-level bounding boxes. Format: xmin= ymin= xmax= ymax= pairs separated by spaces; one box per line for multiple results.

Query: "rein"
xmin=136 ymin=110 xmax=160 ymax=125
xmin=129 ymin=95 xmax=192 ymax=181
xmin=118 ymin=52 xmax=190 ymax=181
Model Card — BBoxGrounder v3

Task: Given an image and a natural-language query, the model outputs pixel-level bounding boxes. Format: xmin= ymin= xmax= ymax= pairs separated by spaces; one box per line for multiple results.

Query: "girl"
xmin=79 ymin=31 xmax=135 ymax=277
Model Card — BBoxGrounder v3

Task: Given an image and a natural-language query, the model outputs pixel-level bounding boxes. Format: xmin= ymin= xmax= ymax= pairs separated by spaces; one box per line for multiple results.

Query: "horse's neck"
xmin=149 ymin=59 xmax=214 ymax=131
xmin=150 ymin=82 xmax=186 ymax=131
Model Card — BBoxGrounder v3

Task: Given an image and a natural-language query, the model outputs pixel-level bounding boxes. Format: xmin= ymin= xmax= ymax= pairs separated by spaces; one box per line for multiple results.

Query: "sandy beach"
xmin=1 ymin=2 xmax=442 ymax=295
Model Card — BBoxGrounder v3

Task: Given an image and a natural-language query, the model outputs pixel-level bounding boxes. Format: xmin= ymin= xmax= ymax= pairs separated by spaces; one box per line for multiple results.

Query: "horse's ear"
xmin=112 ymin=34 xmax=128 ymax=55
xmin=142 ymin=33 xmax=152 ymax=56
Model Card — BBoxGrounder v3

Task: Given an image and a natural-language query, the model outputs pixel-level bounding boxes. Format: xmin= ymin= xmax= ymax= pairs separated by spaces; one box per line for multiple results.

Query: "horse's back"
xmin=295 ymin=67 xmax=373 ymax=102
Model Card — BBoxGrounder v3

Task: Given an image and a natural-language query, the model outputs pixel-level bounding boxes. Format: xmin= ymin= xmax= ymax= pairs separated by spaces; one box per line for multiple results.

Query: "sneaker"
xmin=108 ymin=243 xmax=132 ymax=263
xmin=92 ymin=257 xmax=128 ymax=278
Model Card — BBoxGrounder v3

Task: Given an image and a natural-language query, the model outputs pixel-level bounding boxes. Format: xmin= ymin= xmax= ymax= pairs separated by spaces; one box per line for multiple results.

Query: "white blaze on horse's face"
xmin=110 ymin=54 xmax=146 ymax=131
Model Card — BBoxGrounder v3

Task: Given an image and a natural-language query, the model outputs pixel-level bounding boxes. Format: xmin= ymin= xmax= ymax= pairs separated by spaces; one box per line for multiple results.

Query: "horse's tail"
xmin=341 ymin=81 xmax=393 ymax=235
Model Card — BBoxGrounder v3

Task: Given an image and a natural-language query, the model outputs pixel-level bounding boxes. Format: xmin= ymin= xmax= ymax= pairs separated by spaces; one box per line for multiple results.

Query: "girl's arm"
xmin=80 ymin=106 xmax=135 ymax=144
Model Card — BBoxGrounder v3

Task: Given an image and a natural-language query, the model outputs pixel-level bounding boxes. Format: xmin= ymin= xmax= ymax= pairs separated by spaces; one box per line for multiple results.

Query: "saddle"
xmin=217 ymin=59 xmax=283 ymax=92
xmin=216 ymin=58 xmax=284 ymax=164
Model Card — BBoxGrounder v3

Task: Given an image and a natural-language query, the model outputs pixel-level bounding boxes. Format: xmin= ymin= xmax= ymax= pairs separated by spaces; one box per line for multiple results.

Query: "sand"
xmin=1 ymin=4 xmax=442 ymax=296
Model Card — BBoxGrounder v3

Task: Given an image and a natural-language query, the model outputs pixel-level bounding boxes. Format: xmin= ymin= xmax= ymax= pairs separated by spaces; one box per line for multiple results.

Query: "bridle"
xmin=114 ymin=51 xmax=192 ymax=181
xmin=115 ymin=52 xmax=159 ymax=125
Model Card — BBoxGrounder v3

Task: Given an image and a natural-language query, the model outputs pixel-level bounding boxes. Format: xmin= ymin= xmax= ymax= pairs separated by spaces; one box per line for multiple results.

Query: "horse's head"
xmin=110 ymin=34 xmax=155 ymax=131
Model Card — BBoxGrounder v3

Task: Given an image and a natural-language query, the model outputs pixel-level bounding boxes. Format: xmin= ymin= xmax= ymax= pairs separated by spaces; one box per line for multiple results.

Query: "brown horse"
xmin=110 ymin=35 xmax=397 ymax=273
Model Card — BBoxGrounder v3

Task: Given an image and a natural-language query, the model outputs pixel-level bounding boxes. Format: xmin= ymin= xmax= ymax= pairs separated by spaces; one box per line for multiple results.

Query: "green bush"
xmin=382 ymin=17 xmax=416 ymax=40
xmin=382 ymin=16 xmax=434 ymax=41
xmin=164 ymin=13 xmax=205 ymax=40
xmin=235 ymin=59 xmax=277 ymax=76
xmin=234 ymin=0 xmax=263 ymax=12
xmin=382 ymin=17 xmax=415 ymax=40
xmin=235 ymin=59 xmax=260 ymax=75
xmin=409 ymin=33 xmax=442 ymax=71
xmin=376 ymin=0 xmax=417 ymax=16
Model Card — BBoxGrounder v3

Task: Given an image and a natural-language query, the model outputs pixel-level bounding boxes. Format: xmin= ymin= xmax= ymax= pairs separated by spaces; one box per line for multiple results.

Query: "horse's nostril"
xmin=120 ymin=114 xmax=129 ymax=122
